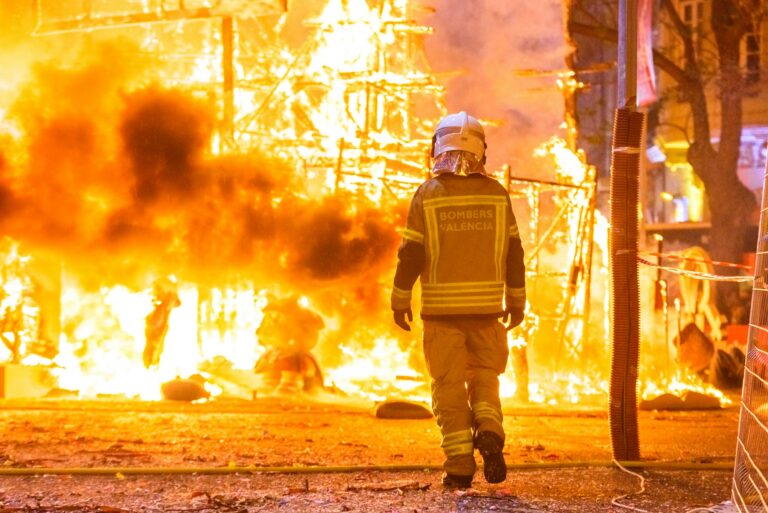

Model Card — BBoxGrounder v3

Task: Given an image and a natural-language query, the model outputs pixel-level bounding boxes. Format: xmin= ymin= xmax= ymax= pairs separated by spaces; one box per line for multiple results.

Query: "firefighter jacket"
xmin=391 ymin=173 xmax=525 ymax=319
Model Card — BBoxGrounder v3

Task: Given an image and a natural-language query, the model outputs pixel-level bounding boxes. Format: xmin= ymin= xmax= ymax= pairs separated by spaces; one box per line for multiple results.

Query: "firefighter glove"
xmin=393 ymin=308 xmax=413 ymax=332
xmin=503 ymin=306 xmax=524 ymax=331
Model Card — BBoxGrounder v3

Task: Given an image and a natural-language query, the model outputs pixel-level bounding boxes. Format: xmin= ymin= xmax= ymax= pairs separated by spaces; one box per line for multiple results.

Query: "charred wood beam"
xmin=508 ymin=176 xmax=591 ymax=191
xmin=33 ymin=8 xmax=223 ymax=35
xmin=221 ymin=16 xmax=235 ymax=148
xmin=33 ymin=1 xmax=286 ymax=36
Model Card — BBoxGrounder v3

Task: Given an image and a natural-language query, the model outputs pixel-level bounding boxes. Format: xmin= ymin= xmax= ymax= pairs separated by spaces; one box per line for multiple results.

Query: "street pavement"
xmin=0 ymin=396 xmax=741 ymax=512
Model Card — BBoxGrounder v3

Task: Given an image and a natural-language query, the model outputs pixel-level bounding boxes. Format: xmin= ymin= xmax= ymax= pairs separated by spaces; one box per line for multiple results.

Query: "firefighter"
xmin=391 ymin=111 xmax=525 ymax=489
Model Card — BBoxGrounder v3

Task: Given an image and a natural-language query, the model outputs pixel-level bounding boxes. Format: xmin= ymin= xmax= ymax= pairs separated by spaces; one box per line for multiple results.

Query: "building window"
xmin=679 ymin=0 xmax=704 ymax=26
xmin=676 ymin=0 xmax=705 ymax=61
xmin=745 ymin=32 xmax=761 ymax=84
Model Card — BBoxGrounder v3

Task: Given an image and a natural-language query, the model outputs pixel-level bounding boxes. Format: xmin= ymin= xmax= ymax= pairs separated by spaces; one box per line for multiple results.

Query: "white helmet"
xmin=431 ymin=111 xmax=486 ymax=162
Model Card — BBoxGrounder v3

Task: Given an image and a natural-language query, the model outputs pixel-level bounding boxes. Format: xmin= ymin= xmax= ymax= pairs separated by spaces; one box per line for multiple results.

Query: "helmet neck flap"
xmin=430 ymin=111 xmax=487 ymax=175
xmin=432 ymin=150 xmax=486 ymax=176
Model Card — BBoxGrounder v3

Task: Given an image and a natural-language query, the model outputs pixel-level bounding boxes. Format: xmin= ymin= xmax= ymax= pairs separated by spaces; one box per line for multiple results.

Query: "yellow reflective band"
xmin=475 ymin=405 xmax=502 ymax=414
xmin=442 ymin=429 xmax=473 ymax=445
xmin=505 ymin=287 xmax=526 ymax=308
xmin=423 ymin=298 xmax=502 ymax=307
xmin=472 ymin=402 xmax=503 ymax=424
xmin=425 ymin=208 xmax=440 ymax=284
xmin=443 ymin=442 xmax=475 ymax=457
xmin=402 ymin=228 xmax=424 ymax=243
xmin=422 ymin=299 xmax=502 ymax=311
xmin=392 ymin=287 xmax=412 ymax=298
xmin=472 ymin=401 xmax=501 ymax=411
xmin=494 ymin=203 xmax=505 ymax=281
xmin=423 ymin=286 xmax=503 ymax=296
xmin=474 ymin=413 xmax=503 ymax=425
xmin=423 ymin=281 xmax=504 ymax=290
xmin=423 ymin=195 xmax=508 ymax=208
xmin=423 ymin=295 xmax=503 ymax=302
xmin=474 ymin=411 xmax=503 ymax=421
xmin=509 ymin=224 xmax=520 ymax=238
xmin=441 ymin=429 xmax=474 ymax=458
xmin=424 ymin=289 xmax=502 ymax=296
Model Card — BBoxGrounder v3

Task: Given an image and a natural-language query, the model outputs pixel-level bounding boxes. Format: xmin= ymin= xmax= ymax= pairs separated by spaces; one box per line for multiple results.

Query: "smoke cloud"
xmin=283 ymin=197 xmax=400 ymax=280
xmin=120 ymin=87 xmax=213 ymax=204
xmin=0 ymin=45 xmax=401 ymax=289
xmin=0 ymin=1 xmax=570 ymax=292
xmin=421 ymin=0 xmax=568 ymax=177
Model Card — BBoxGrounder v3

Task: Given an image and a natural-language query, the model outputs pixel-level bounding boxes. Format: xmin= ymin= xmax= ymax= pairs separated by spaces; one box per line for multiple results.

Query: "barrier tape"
xmin=637 ymin=257 xmax=754 ymax=282
xmin=612 ymin=146 xmax=642 ymax=154
xmin=638 ymin=251 xmax=753 ymax=271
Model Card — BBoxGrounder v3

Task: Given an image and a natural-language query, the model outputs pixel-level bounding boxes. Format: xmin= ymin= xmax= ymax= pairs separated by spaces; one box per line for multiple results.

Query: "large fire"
xmin=0 ymin=0 xmax=731 ymax=407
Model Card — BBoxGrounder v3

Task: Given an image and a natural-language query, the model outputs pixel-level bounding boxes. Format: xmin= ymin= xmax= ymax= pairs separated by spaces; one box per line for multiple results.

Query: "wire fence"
xmin=733 ymin=169 xmax=768 ymax=512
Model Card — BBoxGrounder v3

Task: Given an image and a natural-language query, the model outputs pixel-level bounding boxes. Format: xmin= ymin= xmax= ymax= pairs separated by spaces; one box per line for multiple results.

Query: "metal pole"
xmin=618 ymin=0 xmax=637 ymax=111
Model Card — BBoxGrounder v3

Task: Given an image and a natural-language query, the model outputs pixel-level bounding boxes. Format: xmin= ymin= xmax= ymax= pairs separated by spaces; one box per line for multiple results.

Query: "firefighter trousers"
xmin=422 ymin=318 xmax=509 ymax=477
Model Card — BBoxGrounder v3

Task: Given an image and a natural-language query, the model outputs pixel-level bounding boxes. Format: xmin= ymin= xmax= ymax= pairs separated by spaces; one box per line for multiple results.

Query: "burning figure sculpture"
xmin=391 ymin=112 xmax=526 ymax=489
xmin=253 ymin=295 xmax=325 ymax=395
xmin=143 ymin=277 xmax=181 ymax=368
xmin=678 ymin=246 xmax=725 ymax=341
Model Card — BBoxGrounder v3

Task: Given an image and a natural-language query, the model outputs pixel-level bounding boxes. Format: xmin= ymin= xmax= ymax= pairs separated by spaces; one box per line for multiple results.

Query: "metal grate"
xmin=733 ymin=161 xmax=768 ymax=512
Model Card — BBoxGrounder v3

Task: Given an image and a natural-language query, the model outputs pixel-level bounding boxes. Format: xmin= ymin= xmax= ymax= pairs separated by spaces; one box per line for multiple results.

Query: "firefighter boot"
xmin=475 ymin=431 xmax=506 ymax=484
xmin=441 ymin=472 xmax=473 ymax=490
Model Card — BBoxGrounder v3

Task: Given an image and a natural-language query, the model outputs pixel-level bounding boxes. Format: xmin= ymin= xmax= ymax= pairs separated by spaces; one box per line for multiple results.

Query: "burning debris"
xmin=253 ymin=294 xmax=326 ymax=395
xmin=374 ymin=399 xmax=433 ymax=419
xmin=143 ymin=277 xmax=182 ymax=369
xmin=161 ymin=375 xmax=211 ymax=402
xmin=673 ymin=323 xmax=745 ymax=392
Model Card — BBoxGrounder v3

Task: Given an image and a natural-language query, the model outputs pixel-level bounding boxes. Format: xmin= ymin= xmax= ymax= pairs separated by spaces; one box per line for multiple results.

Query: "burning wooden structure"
xmin=0 ymin=0 xmax=738 ymax=409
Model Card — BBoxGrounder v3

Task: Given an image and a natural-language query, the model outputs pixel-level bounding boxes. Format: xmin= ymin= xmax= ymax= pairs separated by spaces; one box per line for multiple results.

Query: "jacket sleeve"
xmin=391 ymin=188 xmax=426 ymax=311
xmin=505 ymin=200 xmax=526 ymax=310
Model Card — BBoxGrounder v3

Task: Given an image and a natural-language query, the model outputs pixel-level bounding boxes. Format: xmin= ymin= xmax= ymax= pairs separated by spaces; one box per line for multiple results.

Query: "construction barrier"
xmin=731 ymin=166 xmax=768 ymax=513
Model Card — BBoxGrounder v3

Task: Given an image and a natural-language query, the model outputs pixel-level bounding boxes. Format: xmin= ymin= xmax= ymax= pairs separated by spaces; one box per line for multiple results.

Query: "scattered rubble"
xmin=374 ymin=399 xmax=433 ymax=419
xmin=639 ymin=391 xmax=722 ymax=410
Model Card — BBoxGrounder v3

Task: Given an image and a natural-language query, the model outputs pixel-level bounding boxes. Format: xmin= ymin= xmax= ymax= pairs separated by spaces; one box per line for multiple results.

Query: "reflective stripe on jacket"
xmin=391 ymin=173 xmax=526 ymax=318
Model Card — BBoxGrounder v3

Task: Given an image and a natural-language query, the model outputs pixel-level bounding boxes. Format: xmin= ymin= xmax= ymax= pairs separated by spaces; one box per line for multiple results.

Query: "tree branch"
xmin=567 ymin=21 xmax=688 ymax=85
xmin=659 ymin=0 xmax=689 ymax=41
xmin=659 ymin=0 xmax=702 ymax=84
xmin=712 ymin=0 xmax=748 ymax=175
xmin=658 ymin=0 xmax=715 ymax=170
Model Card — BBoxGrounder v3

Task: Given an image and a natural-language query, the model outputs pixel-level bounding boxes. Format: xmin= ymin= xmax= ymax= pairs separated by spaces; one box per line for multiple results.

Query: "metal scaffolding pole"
xmin=221 ymin=16 xmax=235 ymax=150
